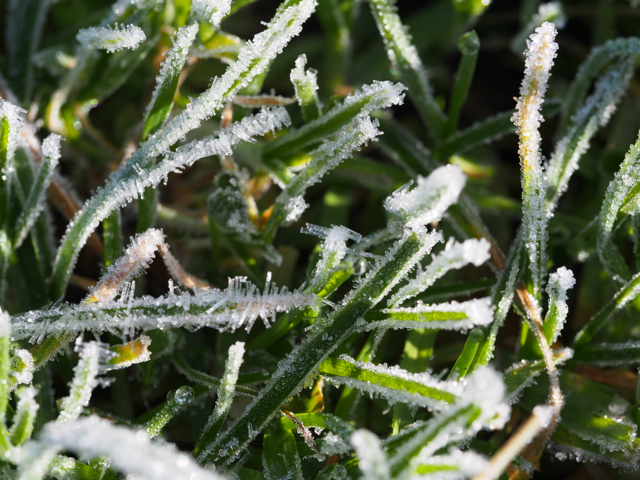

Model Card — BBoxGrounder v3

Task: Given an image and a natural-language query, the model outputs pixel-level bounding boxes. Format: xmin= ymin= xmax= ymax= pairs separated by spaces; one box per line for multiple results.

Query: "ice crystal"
xmin=76 ymin=23 xmax=146 ymax=53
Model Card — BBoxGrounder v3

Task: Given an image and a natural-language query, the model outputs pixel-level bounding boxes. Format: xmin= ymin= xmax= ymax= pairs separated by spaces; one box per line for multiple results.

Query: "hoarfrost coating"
xmin=76 ymin=24 xmax=146 ymax=53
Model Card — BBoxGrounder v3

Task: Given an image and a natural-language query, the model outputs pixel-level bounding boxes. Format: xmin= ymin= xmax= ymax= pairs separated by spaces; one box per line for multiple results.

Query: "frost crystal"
xmin=389 ymin=237 xmax=491 ymax=306
xmin=283 ymin=195 xmax=309 ymax=224
xmin=76 ymin=23 xmax=146 ymax=53
xmin=511 ymin=21 xmax=558 ymax=297
xmin=384 ymin=165 xmax=466 ymax=232
xmin=88 ymin=229 xmax=165 ymax=303
xmin=192 ymin=0 xmax=232 ymax=26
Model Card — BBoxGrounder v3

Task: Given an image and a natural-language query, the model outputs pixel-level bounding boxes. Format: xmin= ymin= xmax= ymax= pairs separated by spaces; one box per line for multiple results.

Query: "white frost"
xmin=192 ymin=0 xmax=232 ymax=26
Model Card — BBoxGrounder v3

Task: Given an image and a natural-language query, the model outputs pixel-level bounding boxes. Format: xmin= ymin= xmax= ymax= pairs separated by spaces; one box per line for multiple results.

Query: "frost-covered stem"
xmin=511 ymin=22 xmax=557 ymax=299
xmin=50 ymin=0 xmax=315 ymax=299
xmin=368 ymin=0 xmax=446 ymax=140
xmin=202 ymin=231 xmax=437 ymax=465
xmin=195 ymin=342 xmax=245 ymax=459
xmin=56 ymin=341 xmax=102 ymax=424
xmin=0 ymin=311 xmax=11 ymax=452
xmin=290 ymin=54 xmax=322 ymax=122
xmin=473 ymin=405 xmax=553 ymax=480
xmin=192 ymin=0 xmax=232 ymax=26
xmin=159 ymin=243 xmax=211 ymax=290
xmin=13 ymin=134 xmax=61 ymax=249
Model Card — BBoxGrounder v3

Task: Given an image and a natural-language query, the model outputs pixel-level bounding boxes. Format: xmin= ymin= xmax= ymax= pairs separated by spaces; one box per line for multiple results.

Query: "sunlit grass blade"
xmin=12 ymin=135 xmax=61 ymax=250
xmin=6 ymin=0 xmax=51 ymax=104
xmin=195 ymin=342 xmax=245 ymax=459
xmin=368 ymin=0 xmax=446 ymax=141
xmin=414 ymin=450 xmax=489 ymax=479
xmin=50 ymin=0 xmax=316 ymax=299
xmin=364 ymin=298 xmax=493 ymax=331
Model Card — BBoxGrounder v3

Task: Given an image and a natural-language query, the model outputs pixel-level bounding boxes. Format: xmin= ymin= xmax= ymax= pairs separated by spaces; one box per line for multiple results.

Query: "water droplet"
xmin=74 ymin=120 xmax=82 ymax=130
xmin=169 ymin=385 xmax=194 ymax=405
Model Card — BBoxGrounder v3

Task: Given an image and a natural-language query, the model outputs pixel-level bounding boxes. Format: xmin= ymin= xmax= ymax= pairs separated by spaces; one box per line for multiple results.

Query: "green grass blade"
xmin=573 ymin=342 xmax=640 ymax=367
xmin=445 ymin=31 xmax=479 ymax=138
xmin=102 ymin=210 xmax=122 ymax=270
xmin=290 ymin=54 xmax=323 ymax=122
xmin=368 ymin=0 xmax=446 ymax=141
xmin=145 ymin=386 xmax=194 ymax=438
xmin=9 ymin=386 xmax=38 ymax=447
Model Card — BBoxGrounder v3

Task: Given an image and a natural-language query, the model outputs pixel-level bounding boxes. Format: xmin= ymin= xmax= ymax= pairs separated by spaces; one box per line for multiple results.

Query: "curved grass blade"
xmin=445 ymin=30 xmax=479 ymax=138
xmin=145 ymin=385 xmax=194 ymax=438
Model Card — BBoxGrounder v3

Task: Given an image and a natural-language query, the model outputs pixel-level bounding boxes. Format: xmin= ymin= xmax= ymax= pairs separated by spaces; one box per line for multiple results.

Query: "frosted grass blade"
xmin=195 ymin=342 xmax=245 ymax=458
xmin=511 ymin=22 xmax=558 ymax=298
xmin=56 ymin=341 xmax=102 ymax=424
xmin=50 ymin=0 xmax=316 ymax=298
xmin=192 ymin=0 xmax=232 ymax=26
xmin=76 ymin=24 xmax=146 ymax=53
xmin=263 ymin=114 xmax=382 ymax=243
xmin=389 ymin=238 xmax=490 ymax=306
xmin=319 ymin=355 xmax=460 ymax=409
xmin=142 ymin=24 xmax=199 ymax=141
xmin=597 ymin=132 xmax=640 ymax=283
xmin=365 ymin=298 xmax=493 ymax=331
xmin=368 ymin=0 xmax=445 ymax=140
xmin=13 ymin=135 xmax=61 ymax=250
xmin=291 ymin=54 xmax=323 ymax=122
xmin=21 ymin=416 xmax=225 ymax=480
xmin=10 ymin=387 xmax=38 ymax=446
xmin=546 ymin=63 xmax=635 ymax=213
xmin=264 ymin=81 xmax=405 ymax=168
xmin=542 ymin=267 xmax=575 ymax=345
xmin=560 ymin=37 xmax=640 ymax=134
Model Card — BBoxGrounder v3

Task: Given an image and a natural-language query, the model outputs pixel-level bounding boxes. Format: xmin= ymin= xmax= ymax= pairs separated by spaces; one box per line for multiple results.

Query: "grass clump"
xmin=3 ymin=0 xmax=640 ymax=479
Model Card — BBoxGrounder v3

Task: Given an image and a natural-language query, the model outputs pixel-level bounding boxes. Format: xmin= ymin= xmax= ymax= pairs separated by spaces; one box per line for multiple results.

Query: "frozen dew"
xmin=76 ymin=23 xmax=146 ymax=53
xmin=11 ymin=349 xmax=34 ymax=386
xmin=192 ymin=0 xmax=232 ymax=26
xmin=384 ymin=164 xmax=466 ymax=232
xmin=283 ymin=195 xmax=309 ymax=224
